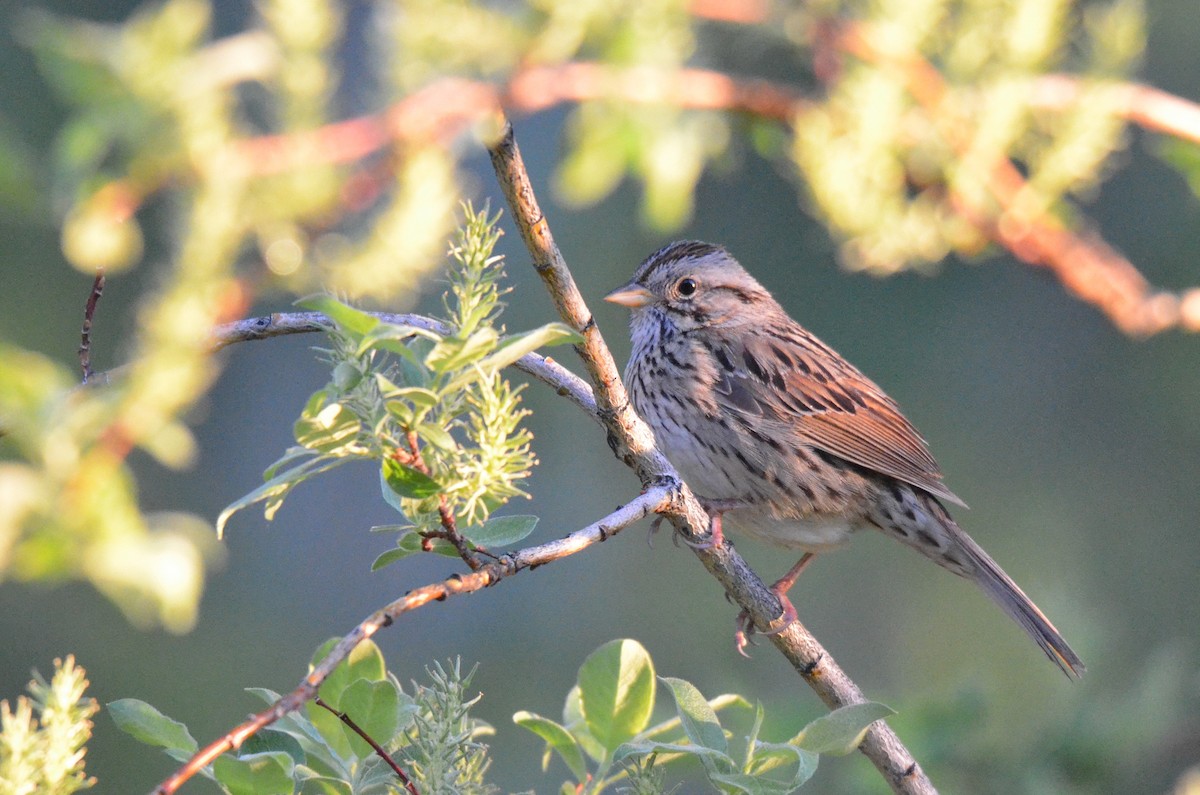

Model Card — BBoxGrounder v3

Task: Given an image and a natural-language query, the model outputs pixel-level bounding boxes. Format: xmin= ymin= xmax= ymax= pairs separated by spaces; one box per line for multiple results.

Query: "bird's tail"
xmin=915 ymin=498 xmax=1086 ymax=678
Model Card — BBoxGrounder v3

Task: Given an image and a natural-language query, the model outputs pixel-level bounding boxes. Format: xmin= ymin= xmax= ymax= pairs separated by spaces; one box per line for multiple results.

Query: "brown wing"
xmin=713 ymin=328 xmax=967 ymax=507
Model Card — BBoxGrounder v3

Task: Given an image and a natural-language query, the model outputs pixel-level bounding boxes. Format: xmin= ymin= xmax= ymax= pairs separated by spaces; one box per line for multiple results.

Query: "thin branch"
xmin=79 ymin=270 xmax=105 ymax=383
xmin=403 ymin=428 xmax=479 ymax=569
xmin=314 ymin=697 xmax=419 ymax=795
xmin=209 ymin=311 xmax=599 ymax=421
xmin=151 ymin=487 xmax=670 ymax=795
xmin=486 ymin=122 xmax=935 ymax=795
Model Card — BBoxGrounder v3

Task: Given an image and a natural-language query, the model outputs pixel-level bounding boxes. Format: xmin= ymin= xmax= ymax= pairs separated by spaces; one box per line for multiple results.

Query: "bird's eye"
xmin=676 ymin=277 xmax=698 ymax=297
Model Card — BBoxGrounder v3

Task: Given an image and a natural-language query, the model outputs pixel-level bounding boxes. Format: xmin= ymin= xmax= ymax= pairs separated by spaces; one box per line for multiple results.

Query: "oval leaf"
xmin=792 ymin=702 xmax=895 ymax=755
xmin=578 ymin=639 xmax=655 ymax=752
xmin=660 ymin=676 xmax=726 ymax=753
xmin=107 ymin=699 xmax=197 ymax=753
xmin=381 ymin=459 xmax=441 ymax=499
xmin=297 ymin=295 xmax=379 ymax=338
xmin=513 ymin=711 xmax=588 ymax=781
xmin=461 ymin=515 xmax=538 ymax=547
xmin=337 ymin=679 xmax=403 ymax=757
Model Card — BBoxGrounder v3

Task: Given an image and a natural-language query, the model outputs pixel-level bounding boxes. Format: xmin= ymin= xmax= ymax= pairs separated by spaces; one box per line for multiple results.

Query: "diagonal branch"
xmin=151 ymin=487 xmax=670 ymax=795
xmin=486 ymin=121 xmax=936 ymax=795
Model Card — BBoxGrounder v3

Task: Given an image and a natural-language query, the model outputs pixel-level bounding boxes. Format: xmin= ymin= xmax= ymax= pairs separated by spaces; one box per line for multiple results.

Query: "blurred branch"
xmin=486 ymin=121 xmax=936 ymax=795
xmin=151 ymin=486 xmax=670 ymax=795
xmin=834 ymin=22 xmax=1200 ymax=336
xmin=1030 ymin=75 xmax=1200 ymax=146
xmin=224 ymin=54 xmax=1200 ymax=335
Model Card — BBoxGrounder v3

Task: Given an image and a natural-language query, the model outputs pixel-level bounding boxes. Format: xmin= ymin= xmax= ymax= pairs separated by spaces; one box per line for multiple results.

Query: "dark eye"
xmin=676 ymin=277 xmax=698 ymax=297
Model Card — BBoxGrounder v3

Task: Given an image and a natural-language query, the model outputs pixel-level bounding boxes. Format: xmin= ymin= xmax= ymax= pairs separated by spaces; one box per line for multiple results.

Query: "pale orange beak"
xmin=604 ymin=283 xmax=655 ymax=308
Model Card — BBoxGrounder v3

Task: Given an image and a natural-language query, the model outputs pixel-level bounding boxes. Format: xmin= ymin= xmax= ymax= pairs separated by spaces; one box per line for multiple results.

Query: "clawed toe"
xmin=733 ymin=593 xmax=800 ymax=658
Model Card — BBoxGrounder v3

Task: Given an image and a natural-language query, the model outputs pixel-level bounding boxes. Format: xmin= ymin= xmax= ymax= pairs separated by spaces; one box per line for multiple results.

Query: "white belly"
xmin=724 ymin=510 xmax=858 ymax=552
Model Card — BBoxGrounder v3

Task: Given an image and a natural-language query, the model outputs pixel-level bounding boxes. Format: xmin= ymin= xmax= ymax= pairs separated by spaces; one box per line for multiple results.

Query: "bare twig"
xmin=79 ymin=270 xmax=105 ymax=383
xmin=486 ymin=121 xmax=935 ymax=795
xmin=151 ymin=487 xmax=670 ymax=795
xmin=314 ymin=697 xmax=420 ymax=795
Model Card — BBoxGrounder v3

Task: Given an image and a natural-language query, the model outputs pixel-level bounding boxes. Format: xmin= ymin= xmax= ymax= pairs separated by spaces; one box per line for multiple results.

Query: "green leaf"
xmin=562 ymin=685 xmax=605 ymax=763
xmin=337 ymin=678 xmax=404 ymax=757
xmin=356 ymin=322 xmax=440 ymax=359
xmin=612 ymin=739 xmax=731 ymax=768
xmin=305 ymin=640 xmax=389 ymax=760
xmin=241 ymin=729 xmax=306 ymax=768
xmin=331 ymin=361 xmax=362 ymax=391
xmin=297 ymin=775 xmax=353 ymax=795
xmin=381 ymin=458 xmax=442 ymax=499
xmin=298 ymin=295 xmax=379 ymax=338
xmin=107 ymin=699 xmax=197 ymax=753
xmin=472 ymin=323 xmax=581 ymax=376
xmin=379 ymin=384 xmax=441 ymax=409
xmin=217 ymin=455 xmax=347 ymax=537
xmin=382 ymin=531 xmax=461 ymax=560
xmin=461 ymin=515 xmax=538 ymax=547
xmin=213 ymin=751 xmax=294 ymax=795
xmin=578 ymin=639 xmax=655 ymax=753
xmin=417 ymin=422 xmax=458 ymax=452
xmin=310 ymin=638 xmax=387 ymax=707
xmin=792 ymin=702 xmax=895 ymax=755
xmin=513 ymin=711 xmax=588 ymax=781
xmin=294 ymin=401 xmax=362 ymax=455
xmin=425 ymin=327 xmax=499 ymax=372
xmin=745 ymin=742 xmax=819 ymax=789
xmin=659 ymin=676 xmax=726 ymax=753
xmin=370 ymin=546 xmax=414 ymax=571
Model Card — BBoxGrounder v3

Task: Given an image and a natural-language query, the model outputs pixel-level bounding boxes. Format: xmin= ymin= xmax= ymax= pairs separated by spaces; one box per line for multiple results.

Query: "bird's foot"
xmin=734 ymin=592 xmax=799 ymax=658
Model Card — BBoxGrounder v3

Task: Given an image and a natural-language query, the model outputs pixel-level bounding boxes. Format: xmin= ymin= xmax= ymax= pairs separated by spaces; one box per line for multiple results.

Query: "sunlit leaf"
xmin=577 ymin=639 xmax=655 ymax=752
xmin=513 ymin=711 xmax=589 ymax=780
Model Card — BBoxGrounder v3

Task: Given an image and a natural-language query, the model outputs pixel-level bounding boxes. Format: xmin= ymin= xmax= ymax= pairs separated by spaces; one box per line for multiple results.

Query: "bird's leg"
xmin=735 ymin=552 xmax=816 ymax=657
xmin=678 ymin=497 xmax=744 ymax=549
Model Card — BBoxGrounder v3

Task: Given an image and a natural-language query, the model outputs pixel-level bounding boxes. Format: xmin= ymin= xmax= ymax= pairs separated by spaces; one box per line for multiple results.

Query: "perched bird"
xmin=605 ymin=240 xmax=1084 ymax=677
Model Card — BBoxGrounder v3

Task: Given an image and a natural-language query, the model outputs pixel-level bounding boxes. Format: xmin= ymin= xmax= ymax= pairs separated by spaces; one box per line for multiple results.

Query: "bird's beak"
xmin=604 ymin=283 xmax=655 ymax=308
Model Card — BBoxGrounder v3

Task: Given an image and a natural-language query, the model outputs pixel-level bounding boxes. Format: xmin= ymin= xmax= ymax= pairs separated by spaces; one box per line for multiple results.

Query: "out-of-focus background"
xmin=2 ymin=1 xmax=1199 ymax=793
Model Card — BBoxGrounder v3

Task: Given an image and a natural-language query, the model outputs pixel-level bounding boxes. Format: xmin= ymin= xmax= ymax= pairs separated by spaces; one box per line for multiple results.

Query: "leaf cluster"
xmin=112 ymin=639 xmax=495 ymax=794
xmin=514 ymin=639 xmax=893 ymax=794
xmin=218 ymin=205 xmax=579 ymax=570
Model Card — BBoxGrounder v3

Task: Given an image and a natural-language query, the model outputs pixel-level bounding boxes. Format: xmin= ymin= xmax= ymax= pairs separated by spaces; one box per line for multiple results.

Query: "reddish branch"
xmin=400 ymin=429 xmax=479 ymax=568
xmin=315 ymin=697 xmax=420 ymax=795
xmin=219 ymin=55 xmax=1200 ymax=335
